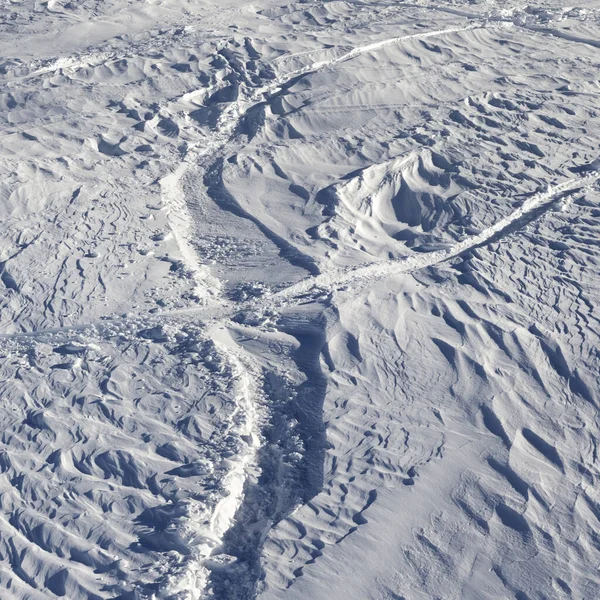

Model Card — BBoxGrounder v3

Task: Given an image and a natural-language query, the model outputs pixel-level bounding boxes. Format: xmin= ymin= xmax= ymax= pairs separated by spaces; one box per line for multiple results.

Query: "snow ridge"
xmin=273 ymin=170 xmax=600 ymax=302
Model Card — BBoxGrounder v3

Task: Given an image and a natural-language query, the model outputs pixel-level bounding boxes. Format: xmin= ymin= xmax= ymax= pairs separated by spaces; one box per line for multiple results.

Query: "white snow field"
xmin=1 ymin=0 xmax=600 ymax=598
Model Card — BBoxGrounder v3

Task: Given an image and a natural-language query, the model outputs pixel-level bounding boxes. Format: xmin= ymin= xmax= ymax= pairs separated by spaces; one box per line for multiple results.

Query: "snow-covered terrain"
xmin=1 ymin=0 xmax=600 ymax=598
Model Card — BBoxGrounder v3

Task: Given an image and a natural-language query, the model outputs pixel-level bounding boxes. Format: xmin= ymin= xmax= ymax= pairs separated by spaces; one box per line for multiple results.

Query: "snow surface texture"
xmin=1 ymin=0 xmax=600 ymax=599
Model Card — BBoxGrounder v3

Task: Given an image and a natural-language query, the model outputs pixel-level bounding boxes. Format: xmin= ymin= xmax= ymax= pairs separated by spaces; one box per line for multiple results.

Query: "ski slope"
xmin=1 ymin=0 xmax=600 ymax=599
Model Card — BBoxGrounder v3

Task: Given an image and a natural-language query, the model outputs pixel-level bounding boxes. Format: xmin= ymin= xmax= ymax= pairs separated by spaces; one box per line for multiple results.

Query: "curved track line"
xmin=164 ymin=324 xmax=262 ymax=599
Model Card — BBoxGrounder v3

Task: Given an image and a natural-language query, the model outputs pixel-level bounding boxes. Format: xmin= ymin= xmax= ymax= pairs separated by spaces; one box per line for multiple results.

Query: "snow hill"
xmin=1 ymin=0 xmax=600 ymax=599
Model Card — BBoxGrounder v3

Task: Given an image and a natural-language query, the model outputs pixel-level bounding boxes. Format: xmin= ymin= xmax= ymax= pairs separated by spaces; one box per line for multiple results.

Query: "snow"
xmin=1 ymin=0 xmax=600 ymax=598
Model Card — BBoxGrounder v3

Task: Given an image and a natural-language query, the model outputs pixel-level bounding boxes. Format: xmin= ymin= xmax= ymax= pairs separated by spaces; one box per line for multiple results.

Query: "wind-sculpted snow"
xmin=260 ymin=179 xmax=600 ymax=600
xmin=274 ymin=170 xmax=600 ymax=302
xmin=2 ymin=0 xmax=600 ymax=599
xmin=0 ymin=321 xmax=255 ymax=598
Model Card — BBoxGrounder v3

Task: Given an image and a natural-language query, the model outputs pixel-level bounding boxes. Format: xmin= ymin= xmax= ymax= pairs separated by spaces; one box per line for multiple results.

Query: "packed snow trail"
xmin=162 ymin=325 xmax=263 ymax=599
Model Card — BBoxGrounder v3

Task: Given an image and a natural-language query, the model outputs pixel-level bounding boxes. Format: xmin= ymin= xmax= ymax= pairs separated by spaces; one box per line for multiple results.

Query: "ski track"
xmin=274 ymin=170 xmax=600 ymax=302
xmin=162 ymin=324 xmax=263 ymax=599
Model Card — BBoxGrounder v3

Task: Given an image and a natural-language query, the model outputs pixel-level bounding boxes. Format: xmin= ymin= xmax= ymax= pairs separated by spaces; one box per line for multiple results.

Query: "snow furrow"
xmin=160 ymin=167 xmax=223 ymax=305
xmin=323 ymin=22 xmax=511 ymax=67
xmin=228 ymin=21 xmax=507 ymax=123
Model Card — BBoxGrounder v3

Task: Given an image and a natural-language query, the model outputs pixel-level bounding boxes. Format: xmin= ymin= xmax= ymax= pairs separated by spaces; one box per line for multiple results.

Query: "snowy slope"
xmin=1 ymin=0 xmax=600 ymax=599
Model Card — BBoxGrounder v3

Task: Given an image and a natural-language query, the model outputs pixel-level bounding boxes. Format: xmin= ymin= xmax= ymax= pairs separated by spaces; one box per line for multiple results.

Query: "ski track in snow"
xmin=162 ymin=324 xmax=262 ymax=599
